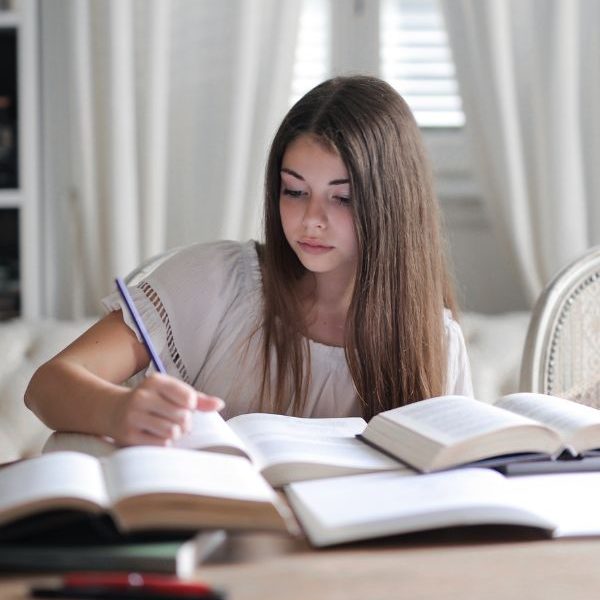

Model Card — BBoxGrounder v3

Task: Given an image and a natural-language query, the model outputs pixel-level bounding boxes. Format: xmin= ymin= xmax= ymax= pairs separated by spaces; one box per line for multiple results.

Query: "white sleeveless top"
xmin=102 ymin=240 xmax=474 ymax=419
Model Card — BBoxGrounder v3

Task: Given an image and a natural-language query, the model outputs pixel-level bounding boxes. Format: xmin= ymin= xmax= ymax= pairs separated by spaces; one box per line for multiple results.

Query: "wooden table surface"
xmin=2 ymin=526 xmax=600 ymax=600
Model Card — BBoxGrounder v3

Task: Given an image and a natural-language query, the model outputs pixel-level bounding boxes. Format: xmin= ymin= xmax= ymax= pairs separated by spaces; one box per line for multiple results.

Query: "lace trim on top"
xmin=138 ymin=280 xmax=190 ymax=383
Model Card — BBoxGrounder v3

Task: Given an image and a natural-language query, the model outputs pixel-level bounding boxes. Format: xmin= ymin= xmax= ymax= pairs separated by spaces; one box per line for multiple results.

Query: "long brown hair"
xmin=260 ymin=75 xmax=456 ymax=420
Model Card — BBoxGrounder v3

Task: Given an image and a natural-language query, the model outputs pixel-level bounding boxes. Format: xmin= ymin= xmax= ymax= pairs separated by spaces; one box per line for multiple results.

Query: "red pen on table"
xmin=29 ymin=571 xmax=225 ymax=600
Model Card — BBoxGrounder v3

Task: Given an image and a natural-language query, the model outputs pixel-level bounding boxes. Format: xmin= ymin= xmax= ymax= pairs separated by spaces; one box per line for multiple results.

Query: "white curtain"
xmin=42 ymin=0 xmax=301 ymax=318
xmin=440 ymin=0 xmax=600 ymax=305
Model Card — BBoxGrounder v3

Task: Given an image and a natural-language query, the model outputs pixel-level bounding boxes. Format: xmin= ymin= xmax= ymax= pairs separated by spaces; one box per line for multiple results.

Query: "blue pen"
xmin=115 ymin=277 xmax=166 ymax=374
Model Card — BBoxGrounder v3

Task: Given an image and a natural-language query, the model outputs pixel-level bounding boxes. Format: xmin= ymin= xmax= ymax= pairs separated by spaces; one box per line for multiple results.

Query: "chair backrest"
xmin=520 ymin=246 xmax=600 ymax=405
xmin=124 ymin=246 xmax=183 ymax=286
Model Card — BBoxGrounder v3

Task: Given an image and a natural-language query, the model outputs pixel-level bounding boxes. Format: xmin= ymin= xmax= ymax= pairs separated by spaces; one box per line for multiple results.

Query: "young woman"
xmin=25 ymin=75 xmax=473 ymax=447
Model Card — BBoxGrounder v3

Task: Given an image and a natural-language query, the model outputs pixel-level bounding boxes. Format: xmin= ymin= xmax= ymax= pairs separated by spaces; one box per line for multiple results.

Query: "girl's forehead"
xmin=281 ymin=143 xmax=348 ymax=185
xmin=284 ymin=133 xmax=338 ymax=157
xmin=282 ymin=134 xmax=346 ymax=172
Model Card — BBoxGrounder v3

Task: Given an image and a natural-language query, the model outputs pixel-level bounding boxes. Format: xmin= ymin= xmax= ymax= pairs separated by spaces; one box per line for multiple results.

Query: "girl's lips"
xmin=298 ymin=240 xmax=334 ymax=254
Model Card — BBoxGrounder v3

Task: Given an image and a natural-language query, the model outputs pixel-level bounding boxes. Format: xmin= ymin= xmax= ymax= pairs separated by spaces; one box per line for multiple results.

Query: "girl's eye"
xmin=282 ymin=188 xmax=305 ymax=198
xmin=334 ymin=196 xmax=351 ymax=206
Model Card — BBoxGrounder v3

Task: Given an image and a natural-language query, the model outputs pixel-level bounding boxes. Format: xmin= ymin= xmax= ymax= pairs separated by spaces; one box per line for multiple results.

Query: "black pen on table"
xmin=115 ymin=277 xmax=166 ymax=374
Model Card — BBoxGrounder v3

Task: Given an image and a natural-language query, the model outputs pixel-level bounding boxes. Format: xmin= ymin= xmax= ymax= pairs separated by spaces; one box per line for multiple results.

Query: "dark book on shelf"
xmin=0 ymin=208 xmax=19 ymax=320
xmin=0 ymin=28 xmax=18 ymax=189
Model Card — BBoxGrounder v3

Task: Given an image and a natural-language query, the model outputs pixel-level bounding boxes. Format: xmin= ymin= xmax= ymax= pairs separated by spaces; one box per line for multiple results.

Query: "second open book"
xmin=286 ymin=468 xmax=600 ymax=547
xmin=358 ymin=392 xmax=600 ymax=472
xmin=45 ymin=412 xmax=404 ymax=486
xmin=46 ymin=391 xmax=600 ymax=480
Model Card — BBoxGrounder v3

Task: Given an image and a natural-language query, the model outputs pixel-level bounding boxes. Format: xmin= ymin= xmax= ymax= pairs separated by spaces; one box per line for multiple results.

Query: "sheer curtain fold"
xmin=441 ymin=0 xmax=600 ymax=305
xmin=68 ymin=0 xmax=101 ymax=315
xmin=45 ymin=0 xmax=301 ymax=318
xmin=222 ymin=0 xmax=302 ymax=241
xmin=104 ymin=0 xmax=141 ymax=283
xmin=67 ymin=0 xmax=164 ymax=316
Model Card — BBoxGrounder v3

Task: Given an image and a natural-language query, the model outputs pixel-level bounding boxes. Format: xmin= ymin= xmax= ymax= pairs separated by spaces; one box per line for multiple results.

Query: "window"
xmin=291 ymin=0 xmax=464 ymax=129
xmin=290 ymin=0 xmax=330 ymax=106
xmin=380 ymin=0 xmax=464 ymax=128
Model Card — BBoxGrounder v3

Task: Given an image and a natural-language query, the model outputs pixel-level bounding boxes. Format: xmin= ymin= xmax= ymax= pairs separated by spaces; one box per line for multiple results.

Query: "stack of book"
xmin=3 ymin=391 xmax=600 ymax=554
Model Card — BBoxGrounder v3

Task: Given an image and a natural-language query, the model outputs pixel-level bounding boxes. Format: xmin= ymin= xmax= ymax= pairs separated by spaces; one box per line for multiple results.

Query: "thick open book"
xmin=286 ymin=468 xmax=600 ymax=547
xmin=358 ymin=393 xmax=600 ymax=473
xmin=0 ymin=447 xmax=296 ymax=538
xmin=44 ymin=412 xmax=406 ymax=487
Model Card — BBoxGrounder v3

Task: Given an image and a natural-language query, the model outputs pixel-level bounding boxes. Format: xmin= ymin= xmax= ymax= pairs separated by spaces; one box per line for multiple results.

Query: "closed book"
xmin=0 ymin=530 xmax=226 ymax=577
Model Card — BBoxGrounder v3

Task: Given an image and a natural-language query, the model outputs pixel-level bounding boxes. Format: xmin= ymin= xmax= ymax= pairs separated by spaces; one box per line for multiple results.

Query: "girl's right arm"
xmin=24 ymin=310 xmax=223 ymax=446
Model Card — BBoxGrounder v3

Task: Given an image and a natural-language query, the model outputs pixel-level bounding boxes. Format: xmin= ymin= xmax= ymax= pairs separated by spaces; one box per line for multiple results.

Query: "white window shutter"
xmin=291 ymin=0 xmax=464 ymax=129
xmin=381 ymin=0 xmax=464 ymax=127
xmin=290 ymin=0 xmax=330 ymax=106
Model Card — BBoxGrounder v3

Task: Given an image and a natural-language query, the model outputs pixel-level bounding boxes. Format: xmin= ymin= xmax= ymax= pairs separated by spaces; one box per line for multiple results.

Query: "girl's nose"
xmin=302 ymin=196 xmax=327 ymax=229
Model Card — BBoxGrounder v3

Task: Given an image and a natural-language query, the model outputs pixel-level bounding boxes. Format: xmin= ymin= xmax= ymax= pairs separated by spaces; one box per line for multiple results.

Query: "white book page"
xmin=175 ymin=411 xmax=248 ymax=458
xmin=43 ymin=431 xmax=117 ymax=458
xmin=286 ymin=468 xmax=556 ymax=546
xmin=101 ymin=447 xmax=277 ymax=505
xmin=505 ymin=473 xmax=600 ymax=537
xmin=0 ymin=452 xmax=108 ymax=516
xmin=43 ymin=413 xmax=249 ymax=459
xmin=382 ymin=396 xmax=545 ymax=446
xmin=228 ymin=413 xmax=398 ymax=472
xmin=495 ymin=393 xmax=600 ymax=439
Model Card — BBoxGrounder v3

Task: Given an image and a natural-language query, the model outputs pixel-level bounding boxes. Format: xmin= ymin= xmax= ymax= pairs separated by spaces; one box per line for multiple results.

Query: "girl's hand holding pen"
xmin=110 ymin=373 xmax=225 ymax=446
xmin=108 ymin=277 xmax=225 ymax=446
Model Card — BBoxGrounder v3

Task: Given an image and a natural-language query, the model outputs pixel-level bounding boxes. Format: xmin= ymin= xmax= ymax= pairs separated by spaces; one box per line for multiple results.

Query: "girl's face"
xmin=279 ymin=134 xmax=358 ymax=282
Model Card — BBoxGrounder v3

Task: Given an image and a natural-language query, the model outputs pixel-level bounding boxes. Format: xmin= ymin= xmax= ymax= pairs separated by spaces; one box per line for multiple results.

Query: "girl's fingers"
xmin=143 ymin=374 xmax=225 ymax=413
xmin=136 ymin=411 xmax=183 ymax=440
xmin=125 ymin=378 xmax=225 ymax=446
xmin=196 ymin=393 xmax=225 ymax=412
xmin=127 ymin=429 xmax=173 ymax=447
xmin=149 ymin=404 xmax=192 ymax=432
xmin=163 ymin=405 xmax=193 ymax=432
xmin=128 ymin=388 xmax=190 ymax=430
xmin=145 ymin=373 xmax=197 ymax=408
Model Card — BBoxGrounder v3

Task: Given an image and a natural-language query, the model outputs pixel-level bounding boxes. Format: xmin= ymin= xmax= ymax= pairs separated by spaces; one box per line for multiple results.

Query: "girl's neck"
xmin=297 ymin=272 xmax=353 ymax=347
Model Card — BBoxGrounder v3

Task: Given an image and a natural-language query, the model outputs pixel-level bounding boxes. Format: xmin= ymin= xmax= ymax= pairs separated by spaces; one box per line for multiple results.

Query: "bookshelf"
xmin=0 ymin=0 xmax=41 ymax=320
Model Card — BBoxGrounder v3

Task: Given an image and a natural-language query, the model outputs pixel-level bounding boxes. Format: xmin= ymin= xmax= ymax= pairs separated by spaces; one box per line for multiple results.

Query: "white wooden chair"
xmin=520 ymin=246 xmax=600 ymax=406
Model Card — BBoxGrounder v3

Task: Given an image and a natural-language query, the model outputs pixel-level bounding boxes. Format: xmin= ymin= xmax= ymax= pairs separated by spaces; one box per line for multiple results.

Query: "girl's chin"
xmin=296 ymin=256 xmax=339 ymax=274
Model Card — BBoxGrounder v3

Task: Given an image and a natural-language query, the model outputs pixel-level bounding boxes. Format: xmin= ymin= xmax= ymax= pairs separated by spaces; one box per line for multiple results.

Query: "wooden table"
xmin=2 ymin=526 xmax=600 ymax=600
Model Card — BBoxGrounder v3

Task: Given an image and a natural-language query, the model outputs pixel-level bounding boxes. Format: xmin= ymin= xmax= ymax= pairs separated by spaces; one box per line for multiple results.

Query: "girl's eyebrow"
xmin=281 ymin=167 xmax=305 ymax=181
xmin=281 ymin=167 xmax=349 ymax=185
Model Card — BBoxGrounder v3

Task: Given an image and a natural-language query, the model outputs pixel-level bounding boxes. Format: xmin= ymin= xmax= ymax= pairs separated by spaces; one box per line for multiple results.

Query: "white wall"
xmin=442 ymin=197 xmax=529 ymax=314
xmin=426 ymin=130 xmax=529 ymax=314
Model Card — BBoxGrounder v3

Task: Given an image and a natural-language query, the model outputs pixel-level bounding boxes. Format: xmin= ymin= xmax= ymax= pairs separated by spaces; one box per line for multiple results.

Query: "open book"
xmin=358 ymin=392 xmax=600 ymax=473
xmin=44 ymin=412 xmax=406 ymax=487
xmin=0 ymin=447 xmax=296 ymax=539
xmin=286 ymin=468 xmax=600 ymax=547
